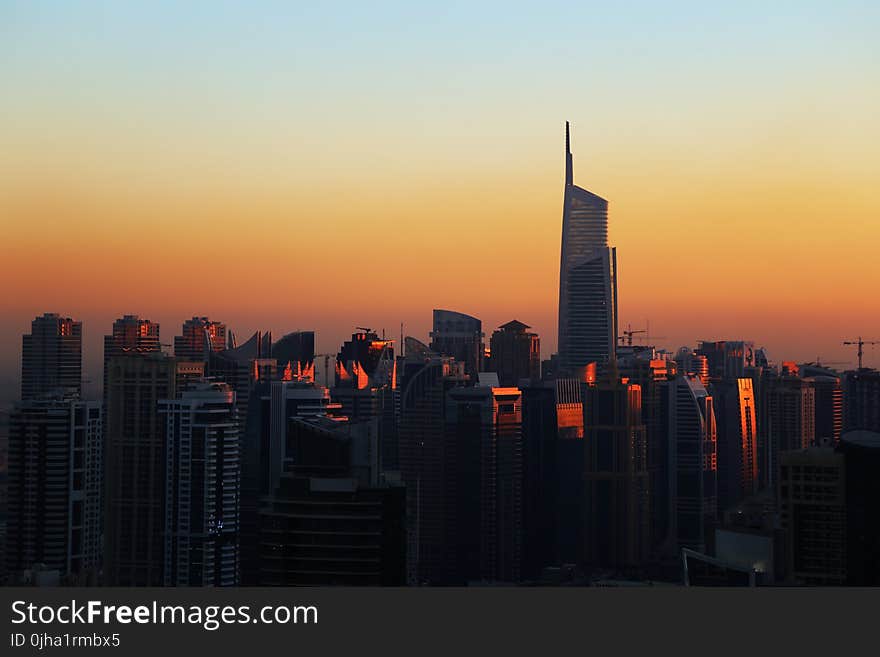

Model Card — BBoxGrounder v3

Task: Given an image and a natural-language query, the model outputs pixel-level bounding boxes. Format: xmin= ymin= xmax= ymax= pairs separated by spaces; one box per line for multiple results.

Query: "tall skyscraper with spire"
xmin=557 ymin=122 xmax=618 ymax=376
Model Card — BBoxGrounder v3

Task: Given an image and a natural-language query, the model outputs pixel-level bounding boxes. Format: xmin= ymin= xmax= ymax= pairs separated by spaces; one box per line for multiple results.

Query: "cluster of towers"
xmin=4 ymin=126 xmax=880 ymax=587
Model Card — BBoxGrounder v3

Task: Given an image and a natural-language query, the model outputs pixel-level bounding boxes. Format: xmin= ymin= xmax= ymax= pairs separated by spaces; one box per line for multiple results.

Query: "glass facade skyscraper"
xmin=557 ymin=123 xmax=618 ymax=376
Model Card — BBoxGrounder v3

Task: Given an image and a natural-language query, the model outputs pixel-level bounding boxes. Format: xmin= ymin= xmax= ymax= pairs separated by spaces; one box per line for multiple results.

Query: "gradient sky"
xmin=2 ymin=1 xmax=879 ymax=396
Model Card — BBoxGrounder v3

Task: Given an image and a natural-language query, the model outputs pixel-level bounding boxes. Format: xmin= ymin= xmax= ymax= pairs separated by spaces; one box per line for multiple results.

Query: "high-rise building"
xmin=259 ymin=416 xmax=405 ymax=586
xmin=273 ymin=330 xmax=316 ymax=383
xmin=557 ymin=122 xmax=617 ymax=376
xmin=6 ymin=394 xmax=101 ymax=581
xmin=583 ymin=368 xmax=649 ymax=572
xmin=160 ymin=382 xmax=240 ymax=587
xmin=667 ymin=375 xmax=718 ymax=554
xmin=519 ymin=383 xmax=559 ymax=579
xmin=173 ymin=317 xmax=227 ymax=363
xmin=397 ymin=344 xmax=467 ymax=584
xmin=20 ymin=313 xmax=82 ymax=400
xmin=554 ymin=377 xmax=586 ymax=564
xmin=430 ymin=309 xmax=484 ymax=377
xmin=807 ymin=375 xmax=843 ymax=446
xmin=103 ymin=352 xmax=176 ymax=586
xmin=778 ymin=447 xmax=846 ymax=585
xmin=843 ymin=368 xmax=880 ymax=433
xmin=445 ymin=385 xmax=523 ymax=583
xmin=714 ymin=379 xmax=758 ymax=513
xmin=333 ymin=329 xmax=397 ymax=472
xmin=760 ymin=370 xmax=815 ymax=490
xmin=488 ymin=320 xmax=540 ymax=387
xmin=837 ymin=430 xmax=880 ymax=585
xmin=696 ymin=341 xmax=757 ymax=383
xmin=103 ymin=315 xmax=161 ymax=402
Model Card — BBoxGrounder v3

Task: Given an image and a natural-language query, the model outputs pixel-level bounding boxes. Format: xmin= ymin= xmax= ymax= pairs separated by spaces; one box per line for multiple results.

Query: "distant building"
xmin=554 ymin=377 xmax=585 ymax=564
xmin=20 ymin=313 xmax=82 ymax=400
xmin=696 ymin=341 xmax=756 ymax=383
xmin=173 ymin=317 xmax=227 ymax=362
xmin=332 ymin=329 xmax=396 ymax=471
xmin=160 ymin=383 xmax=240 ymax=586
xmin=6 ymin=394 xmax=101 ymax=581
xmin=488 ymin=320 xmax=540 ymax=387
xmin=760 ymin=370 xmax=815 ymax=489
xmin=667 ymin=375 xmax=717 ymax=554
xmin=843 ymin=369 xmax=880 ymax=433
xmin=103 ymin=315 xmax=161 ymax=408
xmin=557 ymin=123 xmax=617 ymax=375
xmin=807 ymin=375 xmax=843 ymax=446
xmin=583 ymin=367 xmax=649 ymax=572
xmin=272 ymin=330 xmax=316 ymax=383
xmin=430 ymin=309 xmax=484 ymax=377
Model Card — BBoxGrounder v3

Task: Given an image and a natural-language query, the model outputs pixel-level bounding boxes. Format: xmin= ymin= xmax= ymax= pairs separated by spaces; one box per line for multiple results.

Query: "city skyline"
xmin=3 ymin=2 xmax=880 ymax=395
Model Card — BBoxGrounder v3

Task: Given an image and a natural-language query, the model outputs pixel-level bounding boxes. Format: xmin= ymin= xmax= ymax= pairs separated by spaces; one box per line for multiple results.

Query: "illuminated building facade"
xmin=103 ymin=315 xmax=161 ymax=405
xmin=20 ymin=313 xmax=82 ymax=400
xmin=715 ymin=378 xmax=759 ymax=513
xmin=557 ymin=123 xmax=617 ymax=376
xmin=173 ymin=316 xmax=227 ymax=362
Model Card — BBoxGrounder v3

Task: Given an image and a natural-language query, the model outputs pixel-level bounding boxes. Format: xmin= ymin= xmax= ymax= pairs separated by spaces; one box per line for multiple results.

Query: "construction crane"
xmin=618 ymin=323 xmax=668 ymax=347
xmin=843 ymin=337 xmax=880 ymax=370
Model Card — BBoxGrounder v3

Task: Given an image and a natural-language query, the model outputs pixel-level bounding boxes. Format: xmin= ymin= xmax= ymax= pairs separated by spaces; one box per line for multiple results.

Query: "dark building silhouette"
xmin=554 ymin=377 xmax=585 ymax=564
xmin=445 ymin=385 xmax=523 ymax=583
xmin=760 ymin=367 xmax=815 ymax=490
xmin=713 ymin=378 xmax=758 ymax=514
xmin=173 ymin=316 xmax=227 ymax=363
xmin=103 ymin=315 xmax=161 ymax=399
xmin=397 ymin=341 xmax=467 ymax=585
xmin=807 ymin=375 xmax=843 ymax=446
xmin=557 ymin=122 xmax=617 ymax=376
xmin=258 ymin=416 xmax=405 ymax=586
xmin=837 ymin=430 xmax=880 ymax=585
xmin=843 ymin=368 xmax=880 ymax=433
xmin=583 ymin=367 xmax=649 ymax=572
xmin=430 ymin=309 xmax=484 ymax=377
xmin=160 ymin=382 xmax=240 ymax=586
xmin=20 ymin=313 xmax=82 ymax=400
xmin=696 ymin=340 xmax=756 ymax=383
xmin=6 ymin=394 xmax=101 ymax=581
xmin=667 ymin=375 xmax=717 ymax=554
xmin=272 ymin=330 xmax=316 ymax=382
xmin=332 ymin=329 xmax=396 ymax=471
xmin=519 ymin=383 xmax=559 ymax=580
xmin=778 ymin=447 xmax=846 ymax=585
xmin=103 ymin=352 xmax=177 ymax=586
xmin=488 ymin=320 xmax=540 ymax=387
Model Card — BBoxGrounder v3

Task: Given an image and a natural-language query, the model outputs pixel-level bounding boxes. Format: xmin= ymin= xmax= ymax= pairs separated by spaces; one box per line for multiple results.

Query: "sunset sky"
xmin=2 ymin=1 xmax=879 ymax=395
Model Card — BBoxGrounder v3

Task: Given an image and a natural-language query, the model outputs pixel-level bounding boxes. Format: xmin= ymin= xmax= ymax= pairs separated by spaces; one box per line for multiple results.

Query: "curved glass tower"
xmin=557 ymin=122 xmax=618 ymax=375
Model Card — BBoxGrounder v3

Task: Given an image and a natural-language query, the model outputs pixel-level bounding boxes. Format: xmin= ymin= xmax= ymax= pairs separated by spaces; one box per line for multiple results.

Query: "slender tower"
xmin=557 ymin=122 xmax=617 ymax=376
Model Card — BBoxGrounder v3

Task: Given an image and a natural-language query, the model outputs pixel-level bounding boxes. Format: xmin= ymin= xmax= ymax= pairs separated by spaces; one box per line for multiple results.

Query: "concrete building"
xmin=173 ymin=317 xmax=227 ymax=362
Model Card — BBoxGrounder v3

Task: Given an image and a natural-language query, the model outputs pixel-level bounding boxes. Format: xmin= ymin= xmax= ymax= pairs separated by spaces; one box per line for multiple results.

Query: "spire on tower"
xmin=565 ymin=121 xmax=573 ymax=187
